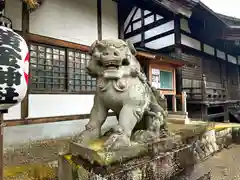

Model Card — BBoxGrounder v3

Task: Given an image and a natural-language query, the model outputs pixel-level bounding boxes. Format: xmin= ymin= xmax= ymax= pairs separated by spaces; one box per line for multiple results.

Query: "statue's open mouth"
xmin=103 ymin=59 xmax=129 ymax=69
xmin=104 ymin=61 xmax=120 ymax=69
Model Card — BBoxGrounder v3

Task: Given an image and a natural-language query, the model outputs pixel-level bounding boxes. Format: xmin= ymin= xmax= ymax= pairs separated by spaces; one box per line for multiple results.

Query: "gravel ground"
xmin=187 ymin=144 xmax=240 ymax=180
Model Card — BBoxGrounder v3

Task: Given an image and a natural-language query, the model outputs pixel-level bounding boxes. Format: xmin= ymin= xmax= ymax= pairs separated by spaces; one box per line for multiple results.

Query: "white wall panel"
xmin=133 ymin=9 xmax=141 ymax=21
xmin=228 ymin=54 xmax=237 ymax=64
xmin=28 ymin=94 xmax=94 ymax=118
xmin=126 ymin=34 xmax=141 ymax=44
xmin=145 ymin=21 xmax=174 ymax=40
xmin=156 ymin=14 xmax=163 ymax=21
xmin=144 ymin=15 xmax=155 ymax=25
xmin=144 ymin=10 xmax=151 ymax=16
xmin=124 ymin=7 xmax=137 ymax=31
xmin=217 ymin=49 xmax=226 ymax=60
xmin=180 ymin=18 xmax=191 ymax=33
xmin=4 ymin=117 xmax=118 ymax=147
xmin=145 ymin=33 xmax=175 ymax=49
xmin=203 ymin=44 xmax=214 ymax=56
xmin=5 ymin=0 xmax=22 ymax=31
xmin=29 ymin=0 xmax=97 ymax=46
xmin=181 ymin=34 xmax=201 ymax=50
xmin=102 ymin=0 xmax=118 ymax=39
xmin=132 ymin=20 xmax=142 ymax=31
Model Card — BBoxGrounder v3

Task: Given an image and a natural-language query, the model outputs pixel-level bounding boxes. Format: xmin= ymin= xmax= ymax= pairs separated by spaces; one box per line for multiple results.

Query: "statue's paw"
xmin=73 ymin=129 xmax=99 ymax=145
xmin=132 ymin=130 xmax=155 ymax=143
xmin=103 ymin=133 xmax=131 ymax=151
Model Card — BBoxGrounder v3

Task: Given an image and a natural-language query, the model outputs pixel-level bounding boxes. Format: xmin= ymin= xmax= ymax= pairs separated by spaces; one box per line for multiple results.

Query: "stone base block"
xmin=58 ymin=134 xmax=198 ymax=180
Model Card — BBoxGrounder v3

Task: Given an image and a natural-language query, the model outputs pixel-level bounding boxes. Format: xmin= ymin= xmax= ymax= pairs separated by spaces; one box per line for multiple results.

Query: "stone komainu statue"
xmin=77 ymin=39 xmax=168 ymax=150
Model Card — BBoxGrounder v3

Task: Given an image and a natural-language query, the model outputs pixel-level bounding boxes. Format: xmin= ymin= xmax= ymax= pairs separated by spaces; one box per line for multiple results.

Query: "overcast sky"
xmin=201 ymin=0 xmax=240 ymax=18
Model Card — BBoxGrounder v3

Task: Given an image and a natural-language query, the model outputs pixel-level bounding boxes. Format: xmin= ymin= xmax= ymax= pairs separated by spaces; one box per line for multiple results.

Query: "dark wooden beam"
xmin=5 ymin=112 xmax=115 ymax=127
xmin=143 ymin=30 xmax=174 ymax=44
xmin=97 ymin=0 xmax=102 ymax=40
xmin=174 ymin=15 xmax=182 ymax=94
xmin=21 ymin=2 xmax=29 ymax=120
xmin=124 ymin=7 xmax=138 ymax=35
xmin=117 ymin=0 xmax=124 ymax=39
xmin=27 ymin=33 xmax=90 ymax=52
xmin=125 ymin=18 xmax=170 ymax=38
xmin=140 ymin=9 xmax=145 ymax=47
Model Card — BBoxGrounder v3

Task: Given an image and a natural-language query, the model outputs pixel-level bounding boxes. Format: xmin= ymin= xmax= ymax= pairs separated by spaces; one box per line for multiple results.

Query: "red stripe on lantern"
xmin=24 ymin=52 xmax=30 ymax=62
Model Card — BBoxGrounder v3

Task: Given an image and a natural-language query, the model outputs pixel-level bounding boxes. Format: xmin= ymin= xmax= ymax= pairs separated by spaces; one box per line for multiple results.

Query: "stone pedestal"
xmin=58 ymin=135 xmax=198 ymax=180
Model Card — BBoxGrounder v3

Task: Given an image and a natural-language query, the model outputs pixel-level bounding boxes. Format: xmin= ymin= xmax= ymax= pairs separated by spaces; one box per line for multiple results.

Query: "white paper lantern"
xmin=0 ymin=26 xmax=29 ymax=110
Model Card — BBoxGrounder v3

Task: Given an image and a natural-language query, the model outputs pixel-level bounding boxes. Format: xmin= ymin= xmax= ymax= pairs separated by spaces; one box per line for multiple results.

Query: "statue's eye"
xmin=102 ymin=52 xmax=109 ymax=56
xmin=122 ymin=58 xmax=129 ymax=66
xmin=97 ymin=61 xmax=103 ymax=66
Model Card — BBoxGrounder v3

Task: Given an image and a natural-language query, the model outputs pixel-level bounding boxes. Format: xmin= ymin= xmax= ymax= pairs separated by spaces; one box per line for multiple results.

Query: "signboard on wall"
xmin=151 ymin=68 xmax=173 ymax=90
xmin=151 ymin=68 xmax=160 ymax=89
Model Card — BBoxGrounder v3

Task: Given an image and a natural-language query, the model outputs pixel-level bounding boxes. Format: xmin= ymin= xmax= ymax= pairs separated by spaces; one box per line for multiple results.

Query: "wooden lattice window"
xmin=29 ymin=43 xmax=66 ymax=92
xmin=67 ymin=49 xmax=96 ymax=92
xmin=29 ymin=43 xmax=96 ymax=93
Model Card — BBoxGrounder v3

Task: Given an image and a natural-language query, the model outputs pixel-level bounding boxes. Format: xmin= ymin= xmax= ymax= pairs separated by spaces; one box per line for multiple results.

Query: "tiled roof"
xmin=151 ymin=0 xmax=200 ymax=17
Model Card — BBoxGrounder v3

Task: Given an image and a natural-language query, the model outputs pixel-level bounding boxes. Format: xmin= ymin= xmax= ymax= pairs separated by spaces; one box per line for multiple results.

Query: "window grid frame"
xmin=29 ymin=42 xmax=96 ymax=94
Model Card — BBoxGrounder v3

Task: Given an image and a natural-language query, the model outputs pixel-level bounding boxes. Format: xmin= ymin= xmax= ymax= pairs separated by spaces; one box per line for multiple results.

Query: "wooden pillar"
xmin=117 ymin=1 xmax=124 ymax=39
xmin=201 ymin=104 xmax=208 ymax=121
xmin=201 ymin=74 xmax=207 ymax=101
xmin=172 ymin=95 xmax=177 ymax=112
xmin=201 ymin=74 xmax=208 ymax=121
xmin=97 ymin=0 xmax=102 ymax=41
xmin=140 ymin=9 xmax=145 ymax=47
xmin=224 ymin=104 xmax=229 ymax=122
xmin=181 ymin=91 xmax=187 ymax=113
xmin=0 ymin=112 xmax=4 ymax=180
xmin=20 ymin=2 xmax=29 ymax=120
xmin=174 ymin=15 xmax=182 ymax=94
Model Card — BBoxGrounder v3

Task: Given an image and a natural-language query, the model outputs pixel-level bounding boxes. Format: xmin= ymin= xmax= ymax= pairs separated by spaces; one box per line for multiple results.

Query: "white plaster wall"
xmin=102 ymin=0 xmax=118 ymax=39
xmin=228 ymin=54 xmax=237 ymax=64
xmin=5 ymin=0 xmax=22 ymax=31
xmin=180 ymin=18 xmax=191 ymax=33
xmin=29 ymin=0 xmax=98 ymax=46
xmin=145 ymin=33 xmax=175 ymax=49
xmin=217 ymin=49 xmax=226 ymax=60
xmin=144 ymin=15 xmax=155 ymax=26
xmin=28 ymin=94 xmax=95 ymax=118
xmin=4 ymin=117 xmax=118 ymax=147
xmin=124 ymin=7 xmax=137 ymax=31
xmin=181 ymin=34 xmax=201 ymax=50
xmin=144 ymin=20 xmax=174 ymax=40
xmin=203 ymin=44 xmax=214 ymax=56
xmin=126 ymin=34 xmax=141 ymax=44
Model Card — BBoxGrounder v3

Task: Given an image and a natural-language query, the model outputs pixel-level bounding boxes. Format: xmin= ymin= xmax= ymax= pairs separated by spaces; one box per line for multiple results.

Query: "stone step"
xmin=168 ymin=114 xmax=187 ymax=120
xmin=167 ymin=111 xmax=190 ymax=124
xmin=167 ymin=118 xmax=190 ymax=124
xmin=168 ymin=111 xmax=188 ymax=115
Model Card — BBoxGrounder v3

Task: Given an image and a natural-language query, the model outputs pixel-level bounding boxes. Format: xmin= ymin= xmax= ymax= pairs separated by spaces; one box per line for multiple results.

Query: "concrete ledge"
xmin=3 ymin=119 xmax=238 ymax=180
xmin=3 ymin=117 xmax=118 ymax=179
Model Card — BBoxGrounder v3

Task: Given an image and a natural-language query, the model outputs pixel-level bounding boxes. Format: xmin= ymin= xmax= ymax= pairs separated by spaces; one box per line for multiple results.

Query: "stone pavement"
xmin=188 ymin=144 xmax=240 ymax=180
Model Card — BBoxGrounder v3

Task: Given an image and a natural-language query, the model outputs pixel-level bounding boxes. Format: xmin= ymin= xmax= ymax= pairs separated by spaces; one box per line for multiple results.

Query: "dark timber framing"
xmin=174 ymin=15 xmax=182 ymax=94
xmin=97 ymin=0 xmax=102 ymax=40
xmin=121 ymin=0 xmax=240 ymax=122
xmin=21 ymin=2 xmax=29 ymax=120
xmin=117 ymin=0 xmax=124 ymax=39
